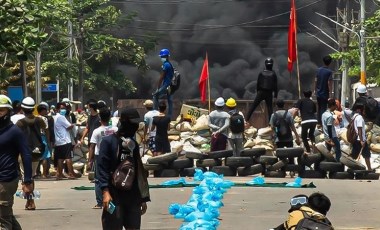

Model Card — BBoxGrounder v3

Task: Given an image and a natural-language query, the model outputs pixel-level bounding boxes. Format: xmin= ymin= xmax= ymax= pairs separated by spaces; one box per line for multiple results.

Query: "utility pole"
xmin=68 ymin=0 xmax=74 ymax=102
xmin=359 ymin=0 xmax=366 ymax=85
xmin=35 ymin=51 xmax=41 ymax=103
xmin=78 ymin=13 xmax=84 ymax=108
xmin=337 ymin=1 xmax=350 ymax=103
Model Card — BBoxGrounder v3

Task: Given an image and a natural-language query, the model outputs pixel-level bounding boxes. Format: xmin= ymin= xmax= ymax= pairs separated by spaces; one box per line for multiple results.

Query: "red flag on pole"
xmin=287 ymin=0 xmax=297 ymax=72
xmin=199 ymin=53 xmax=209 ymax=103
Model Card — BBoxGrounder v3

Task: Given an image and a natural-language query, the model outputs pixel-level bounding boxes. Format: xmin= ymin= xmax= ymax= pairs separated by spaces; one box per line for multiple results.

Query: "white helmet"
xmin=357 ymin=84 xmax=367 ymax=94
xmin=21 ymin=97 xmax=35 ymax=109
xmin=0 ymin=95 xmax=12 ymax=109
xmin=215 ymin=97 xmax=225 ymax=107
xmin=39 ymin=101 xmax=49 ymax=109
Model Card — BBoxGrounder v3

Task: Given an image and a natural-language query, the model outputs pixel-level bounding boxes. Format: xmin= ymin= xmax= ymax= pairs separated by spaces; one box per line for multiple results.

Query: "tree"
xmin=331 ymin=9 xmax=380 ymax=84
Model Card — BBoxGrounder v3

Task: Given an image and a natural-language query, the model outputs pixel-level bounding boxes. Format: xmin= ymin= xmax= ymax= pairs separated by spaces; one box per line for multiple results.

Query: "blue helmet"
xmin=159 ymin=48 xmax=170 ymax=57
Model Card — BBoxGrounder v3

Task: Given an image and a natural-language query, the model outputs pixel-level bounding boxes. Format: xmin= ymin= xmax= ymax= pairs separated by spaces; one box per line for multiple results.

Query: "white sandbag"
xmin=341 ymin=144 xmax=352 ymax=155
xmin=182 ymin=141 xmax=202 ymax=153
xmin=365 ymin=122 xmax=373 ymax=132
xmin=191 ymin=114 xmax=209 ymax=131
xmin=340 ymin=130 xmax=349 ymax=144
xmin=176 ymin=122 xmax=192 ymax=132
xmin=190 ymin=135 xmax=209 ymax=146
xmin=73 ymin=162 xmax=84 ymax=171
xmin=259 ymin=135 xmax=273 ymax=141
xmin=370 ymin=133 xmax=378 ymax=144
xmin=257 ymin=127 xmax=273 ymax=136
xmin=370 ymin=143 xmax=380 ymax=153
xmin=168 ymin=135 xmax=181 ymax=141
xmin=138 ymin=122 xmax=145 ymax=131
xmin=170 ymin=141 xmax=184 ymax=153
xmin=254 ymin=139 xmax=274 ymax=149
xmin=180 ymin=131 xmax=193 ymax=140
xmin=135 ymin=132 xmax=144 ymax=145
xmin=254 ymin=144 xmax=274 ymax=151
xmin=244 ymin=127 xmax=257 ymax=139
xmin=141 ymin=155 xmax=152 ymax=164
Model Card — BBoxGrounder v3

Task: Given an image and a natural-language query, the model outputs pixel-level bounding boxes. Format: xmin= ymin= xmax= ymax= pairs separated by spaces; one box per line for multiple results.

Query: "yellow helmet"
xmin=226 ymin=98 xmax=236 ymax=107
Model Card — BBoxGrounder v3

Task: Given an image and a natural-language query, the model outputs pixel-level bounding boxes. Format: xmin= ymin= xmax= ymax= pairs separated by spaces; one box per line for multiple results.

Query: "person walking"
xmin=322 ymin=99 xmax=341 ymax=162
xmin=37 ymin=103 xmax=52 ymax=179
xmin=0 ymin=95 xmax=34 ymax=228
xmin=351 ymin=103 xmax=372 ymax=171
xmin=151 ymin=101 xmax=171 ymax=156
xmin=295 ymin=90 xmax=317 ymax=154
xmin=153 ymin=48 xmax=174 ymax=118
xmin=315 ymin=55 xmax=333 ymax=125
xmin=246 ymin=57 xmax=278 ymax=123
xmin=208 ymin=97 xmax=230 ymax=151
xmin=89 ymin=108 xmax=117 ymax=209
xmin=226 ymin=98 xmax=246 ymax=156
xmin=143 ymin=100 xmax=159 ymax=154
xmin=97 ymin=107 xmax=150 ymax=230
xmin=10 ymin=100 xmax=24 ymax=124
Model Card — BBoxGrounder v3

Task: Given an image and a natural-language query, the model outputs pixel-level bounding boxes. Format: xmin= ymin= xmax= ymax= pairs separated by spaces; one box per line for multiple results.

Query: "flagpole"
xmin=206 ymin=52 xmax=211 ymax=113
xmin=294 ymin=2 xmax=301 ymax=99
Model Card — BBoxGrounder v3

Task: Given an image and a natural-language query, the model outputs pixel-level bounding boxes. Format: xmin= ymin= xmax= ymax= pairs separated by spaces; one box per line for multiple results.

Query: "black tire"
xmin=179 ymin=167 xmax=196 ymax=177
xmin=240 ymin=148 xmax=266 ymax=157
xmin=196 ymin=159 xmax=222 ymax=168
xmin=143 ymin=163 xmax=163 ymax=171
xmin=275 ymin=147 xmax=304 ymax=158
xmin=340 ymin=155 xmax=366 ymax=170
xmin=237 ymin=164 xmax=263 ymax=176
xmin=225 ymin=157 xmax=254 ymax=168
xmin=319 ymin=161 xmax=345 ymax=173
xmin=185 ymin=151 xmax=208 ymax=159
xmin=355 ymin=172 xmax=380 ymax=180
xmin=259 ymin=155 xmax=278 ymax=165
xmin=154 ymin=169 xmax=179 ymax=177
xmin=268 ymin=159 xmax=288 ymax=171
xmin=299 ymin=170 xmax=326 ymax=179
xmin=207 ymin=150 xmax=233 ymax=159
xmin=299 ymin=153 xmax=322 ymax=167
xmin=147 ymin=152 xmax=178 ymax=164
xmin=329 ymin=172 xmax=354 ymax=179
xmin=210 ymin=166 xmax=237 ymax=176
xmin=265 ymin=170 xmax=286 ymax=178
xmin=284 ymin=164 xmax=302 ymax=172
xmin=169 ymin=158 xmax=194 ymax=169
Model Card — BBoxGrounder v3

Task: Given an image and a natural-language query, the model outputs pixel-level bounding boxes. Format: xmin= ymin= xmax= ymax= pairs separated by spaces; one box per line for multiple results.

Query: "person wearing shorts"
xmin=54 ymin=102 xmax=76 ymax=180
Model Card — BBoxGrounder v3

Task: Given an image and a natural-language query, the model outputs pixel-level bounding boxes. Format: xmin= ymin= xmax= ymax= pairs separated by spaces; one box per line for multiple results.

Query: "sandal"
xmin=92 ymin=204 xmax=102 ymax=209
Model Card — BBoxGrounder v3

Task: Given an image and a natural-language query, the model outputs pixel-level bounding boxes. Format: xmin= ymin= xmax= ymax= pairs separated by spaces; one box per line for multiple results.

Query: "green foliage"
xmin=332 ymin=9 xmax=380 ymax=84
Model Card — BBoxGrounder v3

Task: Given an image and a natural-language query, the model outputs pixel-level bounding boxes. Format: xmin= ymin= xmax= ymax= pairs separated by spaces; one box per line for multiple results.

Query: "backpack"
xmin=230 ymin=111 xmax=245 ymax=134
xmin=168 ymin=62 xmax=181 ymax=95
xmin=112 ymin=136 xmax=135 ymax=191
xmin=295 ymin=211 xmax=333 ymax=230
xmin=346 ymin=115 xmax=358 ymax=145
xmin=19 ymin=118 xmax=45 ymax=160
xmin=364 ymin=96 xmax=379 ymax=121
xmin=274 ymin=110 xmax=292 ymax=140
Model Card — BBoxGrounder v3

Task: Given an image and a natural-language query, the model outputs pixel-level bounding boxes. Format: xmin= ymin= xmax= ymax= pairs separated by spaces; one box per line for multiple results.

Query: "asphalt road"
xmin=13 ymin=176 xmax=380 ymax=230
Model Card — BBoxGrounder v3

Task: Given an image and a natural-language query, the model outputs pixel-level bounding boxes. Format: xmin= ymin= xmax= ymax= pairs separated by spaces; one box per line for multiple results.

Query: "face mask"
xmin=161 ymin=58 xmax=166 ymax=63
xmin=59 ymin=109 xmax=66 ymax=115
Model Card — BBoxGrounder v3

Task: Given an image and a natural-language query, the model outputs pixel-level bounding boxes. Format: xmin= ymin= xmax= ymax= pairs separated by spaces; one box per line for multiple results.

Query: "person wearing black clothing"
xmin=246 ymin=57 xmax=278 ymax=123
xmin=315 ymin=55 xmax=333 ymax=125
xmin=152 ymin=101 xmax=171 ymax=156
xmin=295 ymin=90 xmax=318 ymax=153
xmin=97 ymin=108 xmax=150 ymax=230
xmin=0 ymin=95 xmax=33 ymax=229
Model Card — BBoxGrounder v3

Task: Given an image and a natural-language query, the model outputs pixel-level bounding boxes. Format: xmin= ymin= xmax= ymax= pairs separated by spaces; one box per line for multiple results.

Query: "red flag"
xmin=199 ymin=53 xmax=209 ymax=103
xmin=287 ymin=0 xmax=297 ymax=72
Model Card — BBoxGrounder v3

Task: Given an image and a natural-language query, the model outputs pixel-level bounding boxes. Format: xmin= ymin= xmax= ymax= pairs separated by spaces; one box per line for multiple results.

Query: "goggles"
xmin=290 ymin=196 xmax=308 ymax=206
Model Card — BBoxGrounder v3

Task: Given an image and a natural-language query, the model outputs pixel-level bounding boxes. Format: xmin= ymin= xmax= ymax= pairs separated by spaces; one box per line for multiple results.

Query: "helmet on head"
xmin=21 ymin=97 xmax=35 ymax=109
xmin=226 ymin=98 xmax=236 ymax=107
xmin=357 ymin=84 xmax=367 ymax=94
xmin=215 ymin=97 xmax=225 ymax=107
xmin=159 ymin=48 xmax=170 ymax=57
xmin=0 ymin=95 xmax=12 ymax=109
xmin=39 ymin=101 xmax=49 ymax=109
xmin=265 ymin=57 xmax=274 ymax=69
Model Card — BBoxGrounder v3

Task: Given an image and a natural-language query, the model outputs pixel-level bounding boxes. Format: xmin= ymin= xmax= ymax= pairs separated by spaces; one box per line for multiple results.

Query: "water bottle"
xmin=15 ymin=190 xmax=41 ymax=199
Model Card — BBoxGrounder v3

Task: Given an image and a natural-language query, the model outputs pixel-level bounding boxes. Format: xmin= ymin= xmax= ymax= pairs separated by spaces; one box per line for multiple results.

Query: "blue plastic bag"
xmin=161 ymin=177 xmax=186 ymax=186
xmin=194 ymin=169 xmax=205 ymax=181
xmin=168 ymin=203 xmax=181 ymax=215
xmin=246 ymin=176 xmax=265 ymax=185
xmin=286 ymin=177 xmax=302 ymax=187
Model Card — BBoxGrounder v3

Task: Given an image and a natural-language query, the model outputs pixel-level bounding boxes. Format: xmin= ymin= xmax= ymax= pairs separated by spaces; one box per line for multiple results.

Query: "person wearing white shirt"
xmin=89 ymin=108 xmax=117 ymax=209
xmin=10 ymin=101 xmax=24 ymax=124
xmin=143 ymin=100 xmax=159 ymax=153
xmin=351 ymin=103 xmax=372 ymax=171
xmin=54 ymin=103 xmax=76 ymax=180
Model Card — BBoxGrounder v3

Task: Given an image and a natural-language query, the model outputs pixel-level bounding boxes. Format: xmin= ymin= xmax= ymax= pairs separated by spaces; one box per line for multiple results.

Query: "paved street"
xmin=13 ymin=176 xmax=380 ymax=230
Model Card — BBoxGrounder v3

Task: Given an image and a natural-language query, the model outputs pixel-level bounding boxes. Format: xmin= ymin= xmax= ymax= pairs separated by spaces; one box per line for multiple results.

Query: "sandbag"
xmin=341 ymin=144 xmax=352 ymax=155
xmin=254 ymin=139 xmax=274 ymax=149
xmin=370 ymin=143 xmax=380 ymax=153
xmin=340 ymin=130 xmax=348 ymax=144
xmin=182 ymin=141 xmax=202 ymax=153
xmin=366 ymin=122 xmax=373 ymax=132
xmin=258 ymin=135 xmax=273 ymax=140
xmin=243 ymin=139 xmax=255 ymax=148
xmin=170 ymin=141 xmax=184 ymax=153
xmin=257 ymin=127 xmax=273 ymax=136
xmin=168 ymin=135 xmax=181 ymax=141
xmin=175 ymin=122 xmax=192 ymax=132
xmin=244 ymin=127 xmax=257 ymax=139
xmin=138 ymin=122 xmax=145 ymax=131
xmin=180 ymin=132 xmax=193 ymax=140
xmin=370 ymin=133 xmax=378 ymax=144
xmin=315 ymin=142 xmax=336 ymax=162
xmin=191 ymin=114 xmax=209 ymax=131
xmin=372 ymin=124 xmax=380 ymax=134
xmin=190 ymin=135 xmax=209 ymax=146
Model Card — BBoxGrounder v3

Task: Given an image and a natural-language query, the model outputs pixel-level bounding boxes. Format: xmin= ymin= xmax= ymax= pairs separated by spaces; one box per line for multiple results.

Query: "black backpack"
xmin=364 ymin=96 xmax=379 ymax=121
xmin=295 ymin=211 xmax=333 ymax=230
xmin=230 ymin=111 xmax=245 ymax=134
xmin=274 ymin=110 xmax=292 ymax=140
xmin=168 ymin=62 xmax=181 ymax=95
xmin=19 ymin=118 xmax=45 ymax=160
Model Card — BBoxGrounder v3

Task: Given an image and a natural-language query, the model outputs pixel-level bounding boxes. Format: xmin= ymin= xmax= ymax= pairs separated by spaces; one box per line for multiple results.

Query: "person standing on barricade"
xmin=209 ymin=97 xmax=230 ymax=151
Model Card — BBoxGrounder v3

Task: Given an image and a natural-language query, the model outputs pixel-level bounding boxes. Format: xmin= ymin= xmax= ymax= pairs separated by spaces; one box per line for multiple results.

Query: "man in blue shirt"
xmin=315 ymin=55 xmax=333 ymax=125
xmin=153 ymin=48 xmax=174 ymax=119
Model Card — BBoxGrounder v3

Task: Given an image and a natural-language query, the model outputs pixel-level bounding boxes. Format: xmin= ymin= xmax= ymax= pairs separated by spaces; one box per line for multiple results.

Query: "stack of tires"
xmin=145 ymin=152 xmax=198 ymax=177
